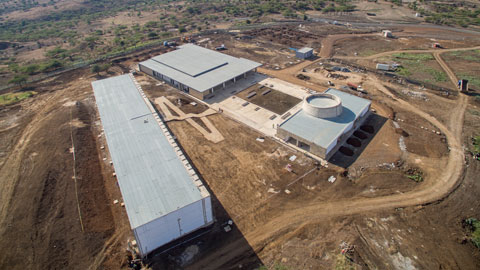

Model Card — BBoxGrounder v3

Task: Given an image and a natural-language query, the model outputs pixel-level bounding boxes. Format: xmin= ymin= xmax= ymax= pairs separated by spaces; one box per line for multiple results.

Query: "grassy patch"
xmin=388 ymin=53 xmax=448 ymax=83
xmin=335 ymin=254 xmax=355 ymax=270
xmin=464 ymin=218 xmax=480 ymax=248
xmin=457 ymin=74 xmax=480 ymax=89
xmin=468 ymin=109 xmax=480 ymax=116
xmin=396 ymin=66 xmax=411 ymax=77
xmin=392 ymin=53 xmax=434 ymax=61
xmin=405 ymin=168 xmax=423 ymax=183
xmin=426 ymin=67 xmax=447 ymax=82
xmin=0 ymin=91 xmax=36 ymax=106
xmin=445 ymin=50 xmax=480 ymax=62
xmin=472 ymin=136 xmax=480 ymax=159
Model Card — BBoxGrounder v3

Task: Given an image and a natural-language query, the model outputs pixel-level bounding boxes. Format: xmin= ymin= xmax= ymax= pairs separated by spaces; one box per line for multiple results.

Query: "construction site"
xmin=1 ymin=18 xmax=480 ymax=270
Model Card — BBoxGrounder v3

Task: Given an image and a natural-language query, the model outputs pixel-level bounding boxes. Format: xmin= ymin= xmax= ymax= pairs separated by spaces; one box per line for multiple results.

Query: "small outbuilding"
xmin=296 ymin=47 xmax=314 ymax=59
xmin=382 ymin=30 xmax=393 ymax=38
xmin=276 ymin=89 xmax=371 ymax=160
xmin=376 ymin=63 xmax=391 ymax=71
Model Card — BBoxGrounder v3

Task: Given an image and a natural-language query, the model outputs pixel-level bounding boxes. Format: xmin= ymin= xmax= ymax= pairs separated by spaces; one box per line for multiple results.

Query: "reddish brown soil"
xmin=395 ymin=108 xmax=448 ymax=158
xmin=236 ymin=84 xmax=301 ymax=115
xmin=0 ymin=21 xmax=479 ymax=270
xmin=0 ymin=99 xmax=114 ymax=269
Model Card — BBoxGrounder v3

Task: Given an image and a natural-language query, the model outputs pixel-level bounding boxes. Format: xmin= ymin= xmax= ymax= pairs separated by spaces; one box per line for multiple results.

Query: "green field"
xmin=388 ymin=53 xmax=448 ymax=84
xmin=445 ymin=50 xmax=480 ymax=62
xmin=0 ymin=91 xmax=36 ymax=106
xmin=443 ymin=50 xmax=480 ymax=89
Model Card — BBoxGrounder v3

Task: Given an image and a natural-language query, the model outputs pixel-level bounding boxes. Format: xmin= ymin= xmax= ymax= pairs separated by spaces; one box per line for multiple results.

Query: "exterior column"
xmin=223 ymin=82 xmax=226 ymax=88
xmin=233 ymin=77 xmax=236 ymax=83
xmin=244 ymin=72 xmax=247 ymax=78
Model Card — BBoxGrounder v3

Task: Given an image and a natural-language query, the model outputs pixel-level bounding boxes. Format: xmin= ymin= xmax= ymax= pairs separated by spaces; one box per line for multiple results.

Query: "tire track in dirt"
xmin=0 ymin=90 xmax=66 ymax=226
xmin=244 ymin=79 xmax=465 ymax=248
xmin=199 ymin=45 xmax=470 ymax=267
xmin=319 ymin=33 xmax=379 ymax=59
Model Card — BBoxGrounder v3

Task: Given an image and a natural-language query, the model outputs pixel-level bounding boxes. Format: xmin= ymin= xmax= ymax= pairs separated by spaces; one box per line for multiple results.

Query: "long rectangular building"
xmin=92 ymin=74 xmax=213 ymax=256
xmin=139 ymin=43 xmax=261 ymax=100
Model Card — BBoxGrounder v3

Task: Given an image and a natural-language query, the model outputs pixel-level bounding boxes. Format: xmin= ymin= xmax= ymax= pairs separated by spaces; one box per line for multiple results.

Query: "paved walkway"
xmin=155 ymin=96 xmax=224 ymax=143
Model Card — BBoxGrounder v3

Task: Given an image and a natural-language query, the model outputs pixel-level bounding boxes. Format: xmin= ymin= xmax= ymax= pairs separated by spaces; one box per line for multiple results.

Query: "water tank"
xmin=302 ymin=93 xmax=342 ymax=118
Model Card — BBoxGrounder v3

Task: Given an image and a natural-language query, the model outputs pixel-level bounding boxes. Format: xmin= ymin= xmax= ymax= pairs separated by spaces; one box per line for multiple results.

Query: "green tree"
xmin=100 ymin=63 xmax=111 ymax=73
xmin=91 ymin=64 xmax=101 ymax=75
xmin=8 ymin=74 xmax=28 ymax=87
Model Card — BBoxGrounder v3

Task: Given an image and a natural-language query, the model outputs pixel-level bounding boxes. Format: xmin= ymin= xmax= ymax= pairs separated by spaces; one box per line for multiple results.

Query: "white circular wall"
xmin=302 ymin=93 xmax=343 ymax=118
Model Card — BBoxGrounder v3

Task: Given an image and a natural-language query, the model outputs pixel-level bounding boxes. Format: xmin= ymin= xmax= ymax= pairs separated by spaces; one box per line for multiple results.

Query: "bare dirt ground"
xmin=203 ymin=32 xmax=302 ymax=70
xmin=236 ymin=84 xmax=301 ymax=115
xmin=443 ymin=50 xmax=480 ymax=91
xmin=0 ymin=68 xmax=131 ymax=270
xmin=334 ymin=35 xmax=480 ymax=58
xmin=0 ymin=21 xmax=479 ymax=270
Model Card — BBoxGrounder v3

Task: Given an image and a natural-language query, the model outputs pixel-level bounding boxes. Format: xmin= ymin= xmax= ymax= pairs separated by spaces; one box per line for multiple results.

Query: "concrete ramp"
xmin=155 ymin=96 xmax=224 ymax=143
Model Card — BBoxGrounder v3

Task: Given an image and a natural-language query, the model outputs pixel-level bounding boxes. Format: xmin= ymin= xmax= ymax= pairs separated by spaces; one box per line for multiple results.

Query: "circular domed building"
xmin=276 ymin=89 xmax=371 ymax=159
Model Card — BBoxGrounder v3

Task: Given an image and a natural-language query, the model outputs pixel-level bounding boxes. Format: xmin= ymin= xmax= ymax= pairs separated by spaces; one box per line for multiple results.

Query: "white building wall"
xmin=326 ymin=140 xmax=337 ymax=156
xmin=360 ymin=105 xmax=370 ymax=117
xmin=134 ymin=196 xmax=213 ymax=256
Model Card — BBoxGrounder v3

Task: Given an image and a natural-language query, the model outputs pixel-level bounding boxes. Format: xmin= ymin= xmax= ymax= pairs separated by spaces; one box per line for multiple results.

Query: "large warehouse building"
xmin=276 ymin=89 xmax=371 ymax=160
xmin=139 ymin=44 xmax=262 ymax=100
xmin=92 ymin=74 xmax=213 ymax=256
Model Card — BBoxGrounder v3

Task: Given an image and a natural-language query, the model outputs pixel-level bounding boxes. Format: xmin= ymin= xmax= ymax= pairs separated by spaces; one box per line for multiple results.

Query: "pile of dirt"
xmin=327 ymin=73 xmax=349 ymax=80
xmin=395 ymin=128 xmax=409 ymax=137
xmin=296 ymin=74 xmax=310 ymax=81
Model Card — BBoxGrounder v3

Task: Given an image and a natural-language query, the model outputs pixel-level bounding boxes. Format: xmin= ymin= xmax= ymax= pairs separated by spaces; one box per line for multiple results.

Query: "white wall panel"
xmin=135 ymin=196 xmax=213 ymax=256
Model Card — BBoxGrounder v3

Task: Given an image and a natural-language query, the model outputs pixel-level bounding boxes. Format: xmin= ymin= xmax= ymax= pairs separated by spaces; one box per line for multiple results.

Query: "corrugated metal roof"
xmin=92 ymin=74 xmax=204 ymax=229
xmin=297 ymin=47 xmax=313 ymax=53
xmin=279 ymin=89 xmax=371 ymax=149
xmin=140 ymin=44 xmax=261 ymax=93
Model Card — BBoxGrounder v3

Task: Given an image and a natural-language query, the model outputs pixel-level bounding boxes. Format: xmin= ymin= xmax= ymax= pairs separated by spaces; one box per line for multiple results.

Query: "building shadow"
xmin=328 ymin=113 xmax=388 ymax=168
xmin=308 ymin=55 xmax=320 ymax=61
xmin=143 ymin=122 xmax=263 ymax=270
xmin=464 ymin=91 xmax=479 ymax=97
xmin=145 ymin=193 xmax=263 ymax=270
xmin=203 ymin=73 xmax=269 ymax=105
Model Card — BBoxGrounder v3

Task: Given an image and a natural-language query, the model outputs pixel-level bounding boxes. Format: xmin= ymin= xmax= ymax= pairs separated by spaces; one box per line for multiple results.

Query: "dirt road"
xmin=257 ymin=61 xmax=325 ymax=91
xmin=318 ymin=33 xmax=379 ymax=58
xmin=339 ymin=45 xmax=480 ymax=60
xmin=197 ymin=43 xmax=471 ymax=267
xmin=0 ymin=71 xmax=124 ymax=270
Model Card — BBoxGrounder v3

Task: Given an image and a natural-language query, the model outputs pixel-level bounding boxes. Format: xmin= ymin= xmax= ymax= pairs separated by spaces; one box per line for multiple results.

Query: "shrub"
xmin=465 ymin=218 xmax=480 ymax=248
